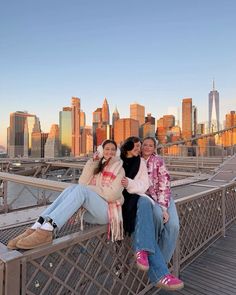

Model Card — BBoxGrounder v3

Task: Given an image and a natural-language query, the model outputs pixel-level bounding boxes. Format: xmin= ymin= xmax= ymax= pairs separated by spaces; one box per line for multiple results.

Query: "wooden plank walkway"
xmin=157 ymin=222 xmax=236 ymax=295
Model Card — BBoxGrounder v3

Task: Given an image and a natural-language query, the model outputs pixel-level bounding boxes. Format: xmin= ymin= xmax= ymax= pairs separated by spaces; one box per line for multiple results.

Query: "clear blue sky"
xmin=1 ymin=0 xmax=236 ymax=147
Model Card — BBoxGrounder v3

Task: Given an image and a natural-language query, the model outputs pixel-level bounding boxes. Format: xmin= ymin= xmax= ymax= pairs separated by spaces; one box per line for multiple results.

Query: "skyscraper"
xmin=192 ymin=105 xmax=197 ymax=137
xmin=31 ymin=119 xmax=43 ymax=158
xmin=130 ymin=103 xmax=145 ymax=126
xmin=92 ymin=107 xmax=102 ymax=149
xmin=44 ymin=124 xmax=60 ymax=158
xmin=102 ymin=97 xmax=110 ymax=124
xmin=182 ymin=98 xmax=192 ymax=140
xmin=114 ymin=118 xmax=139 ymax=145
xmin=208 ymin=81 xmax=220 ymax=132
xmin=59 ymin=107 xmax=72 ymax=157
xmin=8 ymin=111 xmax=36 ymax=157
xmin=71 ymin=97 xmax=81 ymax=157
xmin=112 ymin=106 xmax=120 ymax=127
xmin=225 ymin=111 xmax=236 ymax=128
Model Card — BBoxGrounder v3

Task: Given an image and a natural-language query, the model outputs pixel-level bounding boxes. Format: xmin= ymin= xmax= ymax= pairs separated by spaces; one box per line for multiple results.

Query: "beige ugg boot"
xmin=16 ymin=228 xmax=53 ymax=250
xmin=7 ymin=228 xmax=35 ymax=249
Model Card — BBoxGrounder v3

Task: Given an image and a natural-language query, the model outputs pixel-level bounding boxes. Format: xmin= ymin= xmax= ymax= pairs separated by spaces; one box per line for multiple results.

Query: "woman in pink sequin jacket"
xmin=142 ymin=136 xmax=180 ymax=263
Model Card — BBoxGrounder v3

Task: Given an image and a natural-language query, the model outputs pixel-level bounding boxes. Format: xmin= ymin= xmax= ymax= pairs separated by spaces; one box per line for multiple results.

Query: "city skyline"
xmin=1 ymin=0 xmax=236 ymax=147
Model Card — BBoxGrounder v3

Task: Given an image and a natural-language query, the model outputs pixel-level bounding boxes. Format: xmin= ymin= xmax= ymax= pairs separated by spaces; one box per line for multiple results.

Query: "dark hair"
xmin=143 ymin=136 xmax=157 ymax=148
xmin=120 ymin=136 xmax=141 ymax=160
xmin=93 ymin=140 xmax=117 ymax=175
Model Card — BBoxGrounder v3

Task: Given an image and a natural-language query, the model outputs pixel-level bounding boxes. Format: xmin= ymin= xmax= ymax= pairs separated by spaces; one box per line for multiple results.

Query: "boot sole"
xmin=157 ymin=282 xmax=184 ymax=291
xmin=136 ymin=263 xmax=149 ymax=272
xmin=16 ymin=240 xmax=52 ymax=250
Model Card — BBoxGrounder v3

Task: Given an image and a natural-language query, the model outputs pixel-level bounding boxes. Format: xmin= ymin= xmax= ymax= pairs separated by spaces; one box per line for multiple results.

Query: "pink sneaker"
xmin=157 ymin=274 xmax=184 ymax=291
xmin=136 ymin=251 xmax=149 ymax=271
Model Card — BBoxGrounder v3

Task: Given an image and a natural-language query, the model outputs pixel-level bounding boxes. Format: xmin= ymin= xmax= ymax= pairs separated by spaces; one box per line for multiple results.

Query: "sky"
xmin=0 ymin=0 xmax=236 ymax=148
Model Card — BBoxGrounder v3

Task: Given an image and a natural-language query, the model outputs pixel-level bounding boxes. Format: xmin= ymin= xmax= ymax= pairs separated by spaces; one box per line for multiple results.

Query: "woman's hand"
xmin=121 ymin=177 xmax=129 ymax=188
xmin=93 ymin=151 xmax=100 ymax=161
xmin=163 ymin=211 xmax=169 ymax=224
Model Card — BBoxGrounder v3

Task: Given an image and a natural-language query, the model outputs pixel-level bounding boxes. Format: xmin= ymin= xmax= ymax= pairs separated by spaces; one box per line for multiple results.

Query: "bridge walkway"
xmin=156 ymin=222 xmax=236 ymax=295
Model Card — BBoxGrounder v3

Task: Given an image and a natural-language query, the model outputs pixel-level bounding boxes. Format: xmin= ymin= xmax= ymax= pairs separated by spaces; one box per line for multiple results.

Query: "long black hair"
xmin=93 ymin=139 xmax=118 ymax=175
xmin=120 ymin=136 xmax=141 ymax=160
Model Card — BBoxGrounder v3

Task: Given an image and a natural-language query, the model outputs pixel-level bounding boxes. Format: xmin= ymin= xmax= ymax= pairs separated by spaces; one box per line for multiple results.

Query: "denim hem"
xmin=135 ymin=247 xmax=155 ymax=255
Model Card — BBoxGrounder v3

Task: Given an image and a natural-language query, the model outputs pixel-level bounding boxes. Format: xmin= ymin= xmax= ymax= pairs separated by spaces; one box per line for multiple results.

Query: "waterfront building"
xmin=208 ymin=81 xmax=220 ymax=133
xmin=114 ymin=118 xmax=139 ymax=146
xmin=71 ymin=97 xmax=81 ymax=157
xmin=44 ymin=124 xmax=60 ymax=158
xmin=182 ymin=98 xmax=192 ymax=140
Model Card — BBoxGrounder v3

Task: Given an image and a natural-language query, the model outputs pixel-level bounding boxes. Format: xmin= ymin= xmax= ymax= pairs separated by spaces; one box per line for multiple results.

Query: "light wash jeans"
xmin=40 ymin=184 xmax=108 ymax=229
xmin=133 ymin=197 xmax=170 ymax=284
xmin=153 ymin=197 xmax=180 ymax=263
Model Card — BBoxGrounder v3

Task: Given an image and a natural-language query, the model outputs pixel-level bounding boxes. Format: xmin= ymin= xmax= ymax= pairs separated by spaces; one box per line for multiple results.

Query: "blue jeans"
xmin=153 ymin=197 xmax=180 ymax=263
xmin=40 ymin=184 xmax=108 ymax=229
xmin=133 ymin=197 xmax=169 ymax=284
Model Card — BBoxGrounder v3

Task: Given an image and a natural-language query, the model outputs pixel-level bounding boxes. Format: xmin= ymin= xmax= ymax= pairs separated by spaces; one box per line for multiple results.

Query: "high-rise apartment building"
xmin=208 ymin=81 xmax=220 ymax=132
xmin=59 ymin=107 xmax=72 ymax=157
xmin=130 ymin=103 xmax=145 ymax=126
xmin=71 ymin=97 xmax=81 ymax=157
xmin=182 ymin=98 xmax=192 ymax=140
xmin=114 ymin=118 xmax=139 ymax=145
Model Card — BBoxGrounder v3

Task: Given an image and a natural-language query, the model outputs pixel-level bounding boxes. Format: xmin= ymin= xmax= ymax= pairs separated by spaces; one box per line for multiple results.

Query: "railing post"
xmin=222 ymin=186 xmax=226 ymax=237
xmin=172 ymin=236 xmax=180 ymax=277
xmin=3 ymin=181 xmax=9 ymax=213
xmin=172 ymin=202 xmax=180 ymax=277
xmin=0 ymin=261 xmax=4 ymax=295
xmin=196 ymin=146 xmax=199 ymax=169
xmin=0 ymin=250 xmax=22 ymax=295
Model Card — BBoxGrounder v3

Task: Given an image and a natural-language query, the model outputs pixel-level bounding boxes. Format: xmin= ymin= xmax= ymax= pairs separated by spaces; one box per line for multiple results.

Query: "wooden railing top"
xmin=0 ymin=172 xmax=70 ymax=192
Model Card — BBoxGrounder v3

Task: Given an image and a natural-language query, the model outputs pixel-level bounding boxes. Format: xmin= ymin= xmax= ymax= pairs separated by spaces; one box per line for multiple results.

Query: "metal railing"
xmin=0 ymin=173 xmax=235 ymax=294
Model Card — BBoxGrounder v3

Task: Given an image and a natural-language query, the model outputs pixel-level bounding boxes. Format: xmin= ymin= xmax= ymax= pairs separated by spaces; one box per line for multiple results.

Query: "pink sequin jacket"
xmin=145 ymin=154 xmax=171 ymax=211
